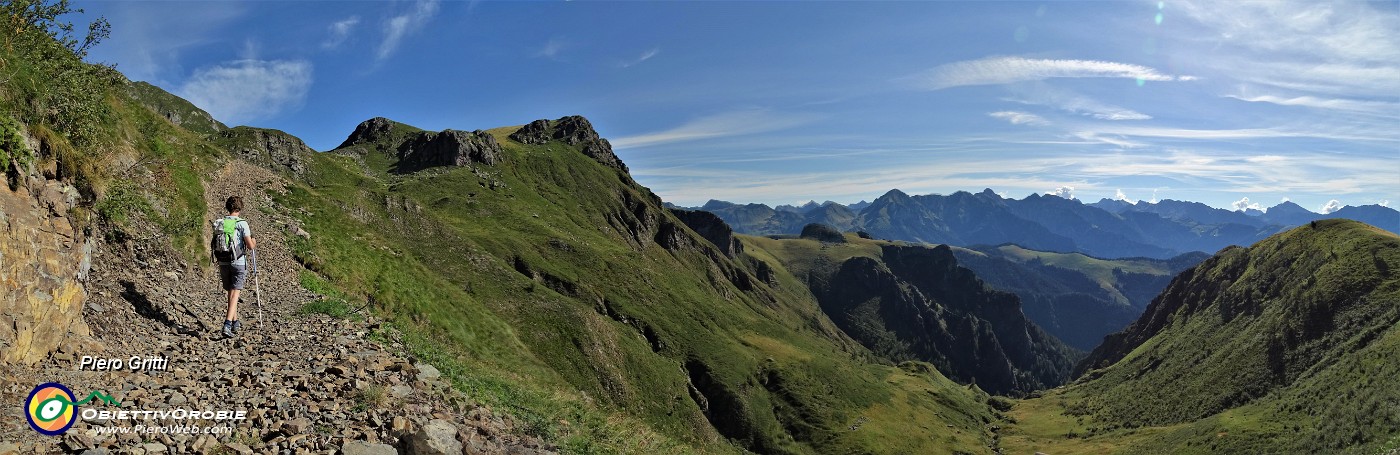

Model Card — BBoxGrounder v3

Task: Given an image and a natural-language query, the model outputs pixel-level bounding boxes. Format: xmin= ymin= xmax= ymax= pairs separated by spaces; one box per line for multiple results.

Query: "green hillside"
xmin=251 ymin=116 xmax=1011 ymax=454
xmin=1002 ymin=219 xmax=1400 ymax=454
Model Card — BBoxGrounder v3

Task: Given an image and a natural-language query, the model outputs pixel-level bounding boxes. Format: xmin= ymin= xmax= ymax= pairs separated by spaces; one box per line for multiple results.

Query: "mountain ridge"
xmin=688 ymin=190 xmax=1398 ymax=260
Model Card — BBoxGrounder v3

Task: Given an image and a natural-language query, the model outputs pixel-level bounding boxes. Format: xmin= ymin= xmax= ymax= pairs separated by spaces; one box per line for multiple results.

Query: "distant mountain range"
xmin=675 ymin=189 xmax=1399 ymax=259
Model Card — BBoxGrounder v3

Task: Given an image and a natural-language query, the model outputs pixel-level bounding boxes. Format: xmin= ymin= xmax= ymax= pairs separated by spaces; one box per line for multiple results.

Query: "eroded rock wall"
xmin=0 ymin=175 xmax=93 ymax=365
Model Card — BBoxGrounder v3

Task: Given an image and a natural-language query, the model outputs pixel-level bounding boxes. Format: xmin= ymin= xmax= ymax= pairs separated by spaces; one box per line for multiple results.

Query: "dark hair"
xmin=225 ymin=196 xmax=244 ymax=213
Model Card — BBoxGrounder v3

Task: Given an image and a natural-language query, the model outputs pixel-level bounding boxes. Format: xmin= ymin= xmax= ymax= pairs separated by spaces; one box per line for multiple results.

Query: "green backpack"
xmin=211 ymin=216 xmax=245 ymax=262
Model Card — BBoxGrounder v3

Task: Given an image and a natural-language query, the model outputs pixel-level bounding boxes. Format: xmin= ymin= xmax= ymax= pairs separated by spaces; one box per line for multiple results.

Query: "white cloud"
xmin=322 ymin=16 xmax=361 ymax=50
xmin=1380 ymin=200 xmax=1391 ymax=207
xmin=377 ymin=0 xmax=440 ymax=62
xmin=178 ymin=59 xmax=313 ymax=125
xmin=1320 ymin=199 xmax=1345 ymax=214
xmin=1080 ymin=125 xmax=1400 ymax=143
xmin=1175 ymin=1 xmax=1400 ymax=97
xmin=536 ymin=38 xmax=569 ymax=60
xmin=1069 ymin=131 xmax=1145 ymax=149
xmin=911 ymin=56 xmax=1195 ymax=90
xmin=988 ymin=111 xmax=1048 ymax=126
xmin=1007 ymin=85 xmax=1151 ymax=120
xmin=1281 ymin=197 xmax=1291 ymax=203
xmin=1048 ymin=186 xmax=1075 ymax=200
xmin=1231 ymin=197 xmax=1262 ymax=212
xmin=619 ymin=47 xmax=660 ymax=68
xmin=612 ymin=109 xmax=818 ymax=149
xmin=1115 ymin=188 xmax=1134 ymax=202
xmin=1226 ymin=94 xmax=1400 ymax=114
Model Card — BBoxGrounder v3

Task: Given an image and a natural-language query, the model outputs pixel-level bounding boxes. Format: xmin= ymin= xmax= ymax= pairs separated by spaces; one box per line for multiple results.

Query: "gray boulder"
xmin=406 ymin=419 xmax=462 ymax=455
xmin=341 ymin=440 xmax=397 ymax=455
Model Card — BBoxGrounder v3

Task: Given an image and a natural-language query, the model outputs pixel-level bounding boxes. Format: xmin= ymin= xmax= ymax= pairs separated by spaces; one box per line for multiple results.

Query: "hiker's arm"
xmin=245 ymin=235 xmax=257 ymax=250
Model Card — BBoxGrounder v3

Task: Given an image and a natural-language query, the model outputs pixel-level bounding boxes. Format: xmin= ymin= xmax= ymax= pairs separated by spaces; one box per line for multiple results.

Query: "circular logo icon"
xmin=26 ymin=383 xmax=77 ymax=436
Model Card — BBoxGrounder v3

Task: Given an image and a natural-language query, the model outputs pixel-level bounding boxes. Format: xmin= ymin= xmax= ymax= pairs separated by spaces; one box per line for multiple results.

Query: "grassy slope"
xmin=272 ymin=122 xmax=1002 ymax=454
xmin=1001 ymin=220 xmax=1400 ymax=454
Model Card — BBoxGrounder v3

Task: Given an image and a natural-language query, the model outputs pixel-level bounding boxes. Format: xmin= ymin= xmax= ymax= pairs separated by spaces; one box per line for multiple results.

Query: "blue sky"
xmin=76 ymin=1 xmax=1398 ymax=213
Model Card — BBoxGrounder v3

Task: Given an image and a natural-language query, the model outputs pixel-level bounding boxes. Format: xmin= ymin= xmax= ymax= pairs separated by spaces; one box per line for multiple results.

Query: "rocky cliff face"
xmin=338 ymin=117 xmax=399 ymax=149
xmin=215 ymin=127 xmax=315 ymax=177
xmin=784 ymin=239 xmax=1074 ymax=395
xmin=0 ymin=166 xmax=95 ymax=365
xmin=396 ymin=129 xmax=502 ymax=172
xmin=669 ymin=208 xmax=744 ymax=258
xmin=510 ymin=116 xmax=627 ymax=172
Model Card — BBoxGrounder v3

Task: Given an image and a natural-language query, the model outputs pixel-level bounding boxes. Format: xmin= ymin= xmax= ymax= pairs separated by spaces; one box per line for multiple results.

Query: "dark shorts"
xmin=219 ymin=262 xmax=247 ymax=291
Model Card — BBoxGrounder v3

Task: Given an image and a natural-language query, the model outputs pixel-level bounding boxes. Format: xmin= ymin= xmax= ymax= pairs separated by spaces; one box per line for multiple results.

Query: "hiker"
xmin=211 ymin=196 xmax=256 ymax=338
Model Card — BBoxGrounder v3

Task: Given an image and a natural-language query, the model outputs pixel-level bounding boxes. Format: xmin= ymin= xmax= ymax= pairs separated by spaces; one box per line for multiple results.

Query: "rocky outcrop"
xmin=580 ymin=138 xmax=627 ymax=172
xmin=799 ymin=223 xmax=846 ymax=243
xmin=216 ymin=127 xmax=315 ymax=177
xmin=396 ymin=129 xmax=502 ymax=172
xmin=0 ymin=170 xmax=94 ymax=365
xmin=510 ymin=116 xmax=628 ymax=172
xmin=338 ymin=117 xmax=398 ymax=149
xmin=511 ymin=116 xmax=598 ymax=145
xmin=668 ymin=209 xmax=744 ymax=258
xmin=801 ymin=242 xmax=1073 ymax=395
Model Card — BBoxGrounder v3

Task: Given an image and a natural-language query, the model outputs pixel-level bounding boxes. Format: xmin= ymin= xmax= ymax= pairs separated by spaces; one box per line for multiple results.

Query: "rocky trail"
xmin=1 ymin=162 xmax=555 ymax=454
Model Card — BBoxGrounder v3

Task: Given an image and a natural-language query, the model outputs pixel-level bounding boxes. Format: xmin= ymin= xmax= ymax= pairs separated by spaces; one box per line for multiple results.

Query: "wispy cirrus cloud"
xmin=1077 ymin=124 xmax=1400 ymax=144
xmin=1174 ymin=1 xmax=1400 ymax=97
xmin=988 ymin=111 xmax=1048 ymax=126
xmin=619 ymin=47 xmax=660 ymax=68
xmin=536 ymin=38 xmax=570 ymax=60
xmin=377 ymin=0 xmax=440 ymax=62
xmin=612 ymin=109 xmax=819 ymax=149
xmin=1007 ymin=85 xmax=1151 ymax=120
xmin=910 ymin=56 xmax=1196 ymax=91
xmin=178 ymin=59 xmax=313 ymax=125
xmin=1225 ymin=94 xmax=1399 ymax=115
xmin=322 ymin=16 xmax=361 ymax=50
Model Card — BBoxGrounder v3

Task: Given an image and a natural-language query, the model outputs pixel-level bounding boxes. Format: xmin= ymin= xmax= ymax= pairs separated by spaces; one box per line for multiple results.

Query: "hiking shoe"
xmin=221 ymin=321 xmax=235 ymax=338
xmin=231 ymin=320 xmax=242 ymax=334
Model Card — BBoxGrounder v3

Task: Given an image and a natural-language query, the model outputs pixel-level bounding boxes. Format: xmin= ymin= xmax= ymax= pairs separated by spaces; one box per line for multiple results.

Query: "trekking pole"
xmin=252 ymin=249 xmax=264 ymax=328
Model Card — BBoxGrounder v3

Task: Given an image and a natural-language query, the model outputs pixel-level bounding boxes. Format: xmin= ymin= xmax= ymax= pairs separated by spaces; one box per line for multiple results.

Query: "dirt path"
xmin=1 ymin=161 xmax=553 ymax=454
